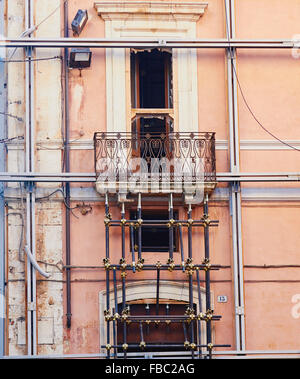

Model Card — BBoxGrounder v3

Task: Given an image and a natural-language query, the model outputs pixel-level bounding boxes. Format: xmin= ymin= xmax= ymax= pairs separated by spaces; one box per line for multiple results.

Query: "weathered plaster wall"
xmin=4 ymin=0 xmax=300 ymax=356
xmin=64 ymin=0 xmax=300 ymax=355
xmin=6 ymin=0 xmax=26 ymax=356
xmin=6 ymin=0 xmax=64 ymax=355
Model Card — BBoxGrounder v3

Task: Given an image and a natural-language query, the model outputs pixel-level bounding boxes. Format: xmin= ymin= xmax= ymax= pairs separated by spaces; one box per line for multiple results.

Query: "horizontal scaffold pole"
xmin=0 ymin=172 xmax=299 ymax=183
xmin=103 ymin=264 xmax=220 ymax=271
xmin=101 ymin=343 xmax=230 ymax=350
xmin=0 ymin=38 xmax=297 ymax=49
xmin=106 ymin=219 xmax=219 ymax=226
xmin=107 ymin=315 xmax=222 ymax=322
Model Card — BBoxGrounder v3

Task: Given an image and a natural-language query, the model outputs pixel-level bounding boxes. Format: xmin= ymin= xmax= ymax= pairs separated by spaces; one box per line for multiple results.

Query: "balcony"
xmin=94 ymin=132 xmax=216 ymax=200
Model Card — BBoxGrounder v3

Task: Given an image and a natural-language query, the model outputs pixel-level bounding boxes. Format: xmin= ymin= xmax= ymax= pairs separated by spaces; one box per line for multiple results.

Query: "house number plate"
xmin=217 ymin=295 xmax=228 ymax=303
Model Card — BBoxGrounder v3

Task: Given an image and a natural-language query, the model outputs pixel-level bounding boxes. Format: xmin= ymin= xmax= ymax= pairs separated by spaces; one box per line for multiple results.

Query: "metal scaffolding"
xmin=101 ymin=192 xmax=230 ymax=359
xmin=1 ymin=0 xmax=300 ymax=360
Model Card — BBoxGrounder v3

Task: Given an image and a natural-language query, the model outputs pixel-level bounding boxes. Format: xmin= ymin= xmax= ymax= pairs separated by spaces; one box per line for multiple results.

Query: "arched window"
xmin=99 ymin=280 xmax=212 ymax=357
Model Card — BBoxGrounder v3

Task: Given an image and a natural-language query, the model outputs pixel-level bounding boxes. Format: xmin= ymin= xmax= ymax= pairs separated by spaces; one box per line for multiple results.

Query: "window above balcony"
xmin=131 ymin=48 xmax=173 ymax=109
xmin=94 ymin=1 xmax=208 ymax=134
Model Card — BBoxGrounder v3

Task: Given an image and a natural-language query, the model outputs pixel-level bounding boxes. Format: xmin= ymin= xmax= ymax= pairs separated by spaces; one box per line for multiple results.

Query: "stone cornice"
xmin=94 ymin=1 xmax=208 ymax=21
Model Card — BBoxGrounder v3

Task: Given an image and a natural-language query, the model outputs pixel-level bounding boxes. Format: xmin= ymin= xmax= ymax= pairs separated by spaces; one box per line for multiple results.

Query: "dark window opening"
xmin=131 ymin=116 xmax=173 ymax=158
xmin=130 ymin=49 xmax=174 ymax=159
xmin=117 ymin=303 xmax=197 ymax=353
xmin=140 ymin=117 xmax=168 ymax=158
xmin=130 ymin=210 xmax=178 ymax=252
xmin=131 ymin=49 xmax=173 ymax=109
xmin=140 ymin=116 xmax=166 ymax=135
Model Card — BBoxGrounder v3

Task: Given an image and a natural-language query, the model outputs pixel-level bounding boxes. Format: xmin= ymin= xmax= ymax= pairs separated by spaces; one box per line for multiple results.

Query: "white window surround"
xmin=99 ymin=280 xmax=213 ymax=355
xmin=94 ymin=1 xmax=208 ymax=133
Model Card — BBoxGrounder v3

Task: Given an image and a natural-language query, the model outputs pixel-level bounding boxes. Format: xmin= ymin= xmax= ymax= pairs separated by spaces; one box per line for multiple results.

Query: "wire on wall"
xmin=224 ymin=0 xmax=300 ymax=153
xmin=0 ymin=56 xmax=62 ymax=63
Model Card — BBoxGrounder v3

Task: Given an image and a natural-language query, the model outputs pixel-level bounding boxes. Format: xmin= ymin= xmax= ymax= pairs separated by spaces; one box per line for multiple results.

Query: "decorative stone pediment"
xmin=94 ymin=1 xmax=208 ymax=21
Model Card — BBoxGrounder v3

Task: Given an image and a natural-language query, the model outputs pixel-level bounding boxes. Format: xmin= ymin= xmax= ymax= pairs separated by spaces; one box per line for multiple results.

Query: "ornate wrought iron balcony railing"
xmin=94 ymin=132 xmax=216 ymax=196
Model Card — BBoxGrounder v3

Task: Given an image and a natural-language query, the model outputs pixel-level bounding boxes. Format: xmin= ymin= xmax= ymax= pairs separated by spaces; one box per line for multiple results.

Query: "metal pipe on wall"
xmin=137 ymin=193 xmax=142 ymax=261
xmin=203 ymin=196 xmax=212 ymax=359
xmin=225 ymin=0 xmax=246 ymax=351
xmin=0 ymin=38 xmax=297 ymax=49
xmin=0 ymin=0 xmax=6 ymax=356
xmin=196 ymin=269 xmax=202 ymax=359
xmin=64 ymin=0 xmax=72 ymax=330
xmin=0 ymin=172 xmax=299 ymax=183
xmin=104 ymin=193 xmax=111 ymax=358
xmin=4 ymin=0 xmax=298 ymax=359
xmin=187 ymin=204 xmax=195 ymax=359
xmin=24 ymin=0 xmax=37 ymax=356
xmin=24 ymin=245 xmax=50 ymax=278
xmin=113 ymin=268 xmax=118 ymax=357
xmin=168 ymin=193 xmax=174 ymax=260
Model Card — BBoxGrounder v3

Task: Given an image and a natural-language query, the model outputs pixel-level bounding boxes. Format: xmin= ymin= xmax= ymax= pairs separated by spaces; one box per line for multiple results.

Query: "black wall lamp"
xmin=71 ymin=9 xmax=88 ymax=36
xmin=69 ymin=48 xmax=92 ymax=69
xmin=69 ymin=10 xmax=92 ymax=72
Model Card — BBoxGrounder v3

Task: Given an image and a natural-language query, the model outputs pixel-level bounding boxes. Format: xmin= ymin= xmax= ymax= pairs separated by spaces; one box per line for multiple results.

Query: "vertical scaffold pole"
xmin=137 ymin=193 xmax=142 ymax=261
xmin=121 ymin=202 xmax=125 ymax=260
xmin=155 ymin=263 xmax=160 ymax=316
xmin=187 ymin=203 xmax=195 ymax=359
xmin=196 ymin=269 xmax=203 ymax=359
xmin=168 ymin=193 xmax=174 ymax=261
xmin=130 ymin=224 xmax=136 ymax=273
xmin=113 ymin=268 xmax=118 ymax=358
xmin=0 ymin=0 xmax=6 ymax=357
xmin=145 ymin=304 xmax=150 ymax=335
xmin=120 ymin=201 xmax=127 ymax=359
xmin=183 ymin=321 xmax=188 ymax=346
xmin=165 ymin=304 xmax=170 ymax=333
xmin=139 ymin=322 xmax=145 ymax=349
xmin=225 ymin=0 xmax=246 ymax=351
xmin=105 ymin=193 xmax=110 ymax=358
xmin=178 ymin=223 xmax=185 ymax=272
xmin=203 ymin=194 xmax=212 ymax=359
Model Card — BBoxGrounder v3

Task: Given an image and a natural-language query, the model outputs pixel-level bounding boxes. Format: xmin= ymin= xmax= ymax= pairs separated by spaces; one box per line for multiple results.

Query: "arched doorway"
xmin=99 ymin=280 xmax=212 ymax=357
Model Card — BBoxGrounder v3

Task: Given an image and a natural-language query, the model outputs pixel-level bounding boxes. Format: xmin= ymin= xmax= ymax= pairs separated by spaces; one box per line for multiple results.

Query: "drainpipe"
xmin=225 ymin=0 xmax=246 ymax=351
xmin=64 ymin=0 xmax=72 ymax=329
xmin=25 ymin=0 xmax=37 ymax=356
xmin=0 ymin=0 xmax=7 ymax=357
xmin=24 ymin=246 xmax=50 ymax=279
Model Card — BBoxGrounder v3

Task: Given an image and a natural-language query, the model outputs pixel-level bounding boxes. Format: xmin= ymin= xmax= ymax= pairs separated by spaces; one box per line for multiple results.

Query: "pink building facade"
xmin=1 ymin=0 xmax=300 ymax=359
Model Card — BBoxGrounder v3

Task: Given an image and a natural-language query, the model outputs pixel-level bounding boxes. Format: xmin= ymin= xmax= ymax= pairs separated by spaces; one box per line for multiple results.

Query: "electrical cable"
xmin=0 ymin=136 xmax=24 ymax=143
xmin=36 ymin=188 xmax=80 ymax=219
xmin=7 ymin=1 xmax=67 ymax=61
xmin=35 ymin=1 xmax=68 ymax=31
xmin=0 ymin=56 xmax=62 ymax=63
xmin=224 ymin=0 xmax=300 ymax=153
xmin=0 ymin=112 xmax=23 ymax=122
